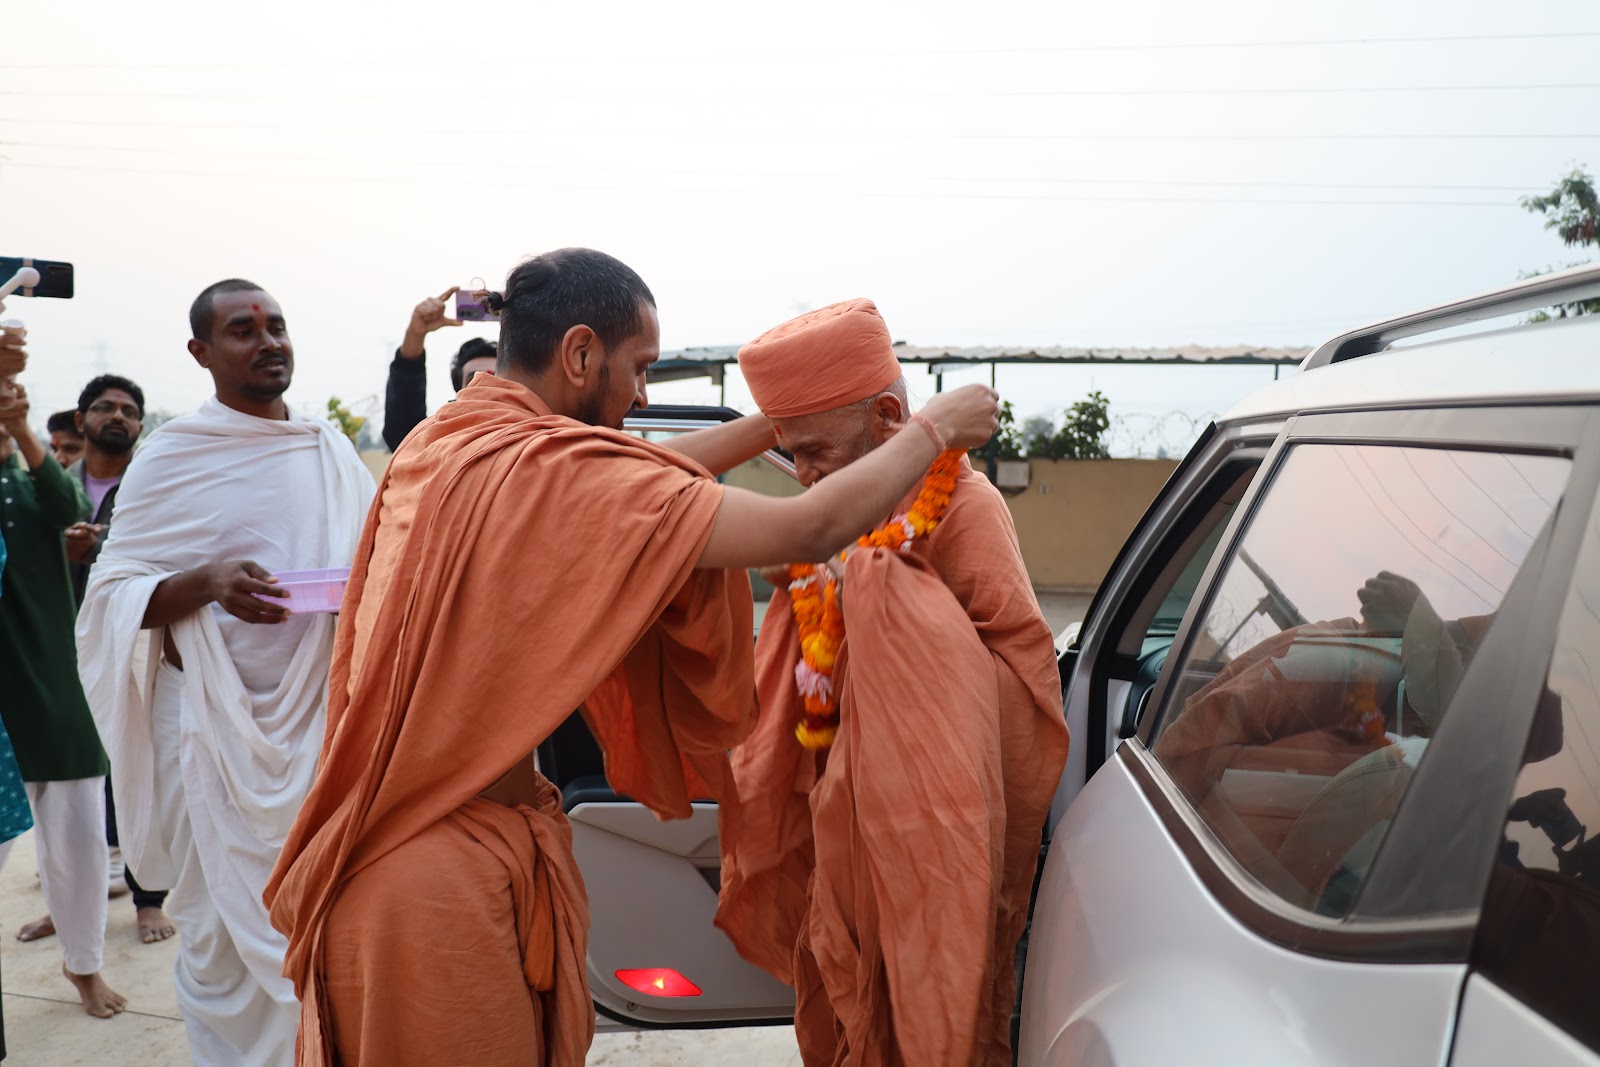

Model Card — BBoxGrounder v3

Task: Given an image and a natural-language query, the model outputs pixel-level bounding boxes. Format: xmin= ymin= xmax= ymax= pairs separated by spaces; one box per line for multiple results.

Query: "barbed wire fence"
xmin=1105 ymin=410 xmax=1217 ymax=459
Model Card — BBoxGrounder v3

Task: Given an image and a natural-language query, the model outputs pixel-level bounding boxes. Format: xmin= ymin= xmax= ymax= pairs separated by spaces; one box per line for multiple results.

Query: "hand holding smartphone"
xmin=0 ymin=257 xmax=74 ymax=300
xmin=455 ymin=288 xmax=499 ymax=323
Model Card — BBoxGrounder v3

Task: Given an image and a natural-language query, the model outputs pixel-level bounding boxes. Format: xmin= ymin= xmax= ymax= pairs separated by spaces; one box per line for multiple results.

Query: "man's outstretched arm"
xmin=661 ymin=414 xmax=777 ymax=477
xmin=698 ymin=385 xmax=997 ymax=571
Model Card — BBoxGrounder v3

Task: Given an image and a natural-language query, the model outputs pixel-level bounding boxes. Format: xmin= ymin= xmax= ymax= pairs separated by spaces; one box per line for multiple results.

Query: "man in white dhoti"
xmin=78 ymin=279 xmax=374 ymax=1065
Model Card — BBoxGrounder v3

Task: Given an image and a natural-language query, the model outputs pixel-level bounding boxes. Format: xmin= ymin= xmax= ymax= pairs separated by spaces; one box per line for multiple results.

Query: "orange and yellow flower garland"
xmin=787 ymin=449 xmax=964 ymax=749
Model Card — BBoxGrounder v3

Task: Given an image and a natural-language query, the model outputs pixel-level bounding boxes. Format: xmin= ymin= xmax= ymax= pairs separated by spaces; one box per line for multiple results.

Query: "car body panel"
xmin=1449 ymin=977 xmax=1600 ymax=1067
xmin=1018 ymin=752 xmax=1465 ymax=1067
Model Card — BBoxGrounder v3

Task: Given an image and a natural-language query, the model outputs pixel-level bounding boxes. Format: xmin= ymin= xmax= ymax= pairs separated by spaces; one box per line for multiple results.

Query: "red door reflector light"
xmin=615 ymin=968 xmax=703 ymax=997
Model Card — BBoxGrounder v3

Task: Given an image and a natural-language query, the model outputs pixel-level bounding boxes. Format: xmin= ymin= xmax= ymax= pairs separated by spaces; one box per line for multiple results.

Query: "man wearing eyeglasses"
xmin=60 ymin=375 xmax=177 ymax=947
xmin=65 ymin=377 xmax=142 ymax=597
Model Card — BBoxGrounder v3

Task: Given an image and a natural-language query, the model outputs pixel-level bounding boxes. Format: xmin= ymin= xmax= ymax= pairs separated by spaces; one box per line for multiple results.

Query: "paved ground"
xmin=0 ymin=591 xmax=1091 ymax=1065
xmin=1035 ymin=590 xmax=1093 ymax=638
xmin=0 ymin=831 xmax=800 ymax=1065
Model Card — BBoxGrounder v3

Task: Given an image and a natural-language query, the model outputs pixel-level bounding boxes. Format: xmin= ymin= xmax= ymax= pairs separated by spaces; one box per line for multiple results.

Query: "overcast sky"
xmin=3 ymin=0 xmax=1596 ymax=447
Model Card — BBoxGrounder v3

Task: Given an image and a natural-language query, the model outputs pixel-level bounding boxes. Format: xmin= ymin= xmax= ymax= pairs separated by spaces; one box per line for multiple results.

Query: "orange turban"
xmin=738 ymin=299 xmax=902 ymax=418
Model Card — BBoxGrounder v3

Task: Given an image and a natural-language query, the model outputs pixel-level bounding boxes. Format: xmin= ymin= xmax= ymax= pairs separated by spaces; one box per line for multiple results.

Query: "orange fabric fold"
xmin=320 ymin=792 xmax=587 ymax=1066
xmin=737 ymin=299 xmax=903 ymax=418
xmin=265 ymin=375 xmax=757 ymax=1066
xmin=718 ymin=462 xmax=1068 ymax=1066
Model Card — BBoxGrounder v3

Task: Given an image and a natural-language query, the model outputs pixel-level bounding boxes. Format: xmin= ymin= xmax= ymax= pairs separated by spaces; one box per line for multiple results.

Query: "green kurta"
xmin=0 ymin=451 xmax=106 ymax=781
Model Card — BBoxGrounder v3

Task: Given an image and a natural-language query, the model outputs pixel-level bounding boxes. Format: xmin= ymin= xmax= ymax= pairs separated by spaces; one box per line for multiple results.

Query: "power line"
xmin=2 ymin=83 xmax=1598 ymax=103
xmin=0 ymin=140 xmax=1547 ymax=191
xmin=0 ymin=158 xmax=1516 ymax=207
xmin=0 ymin=117 xmax=1593 ymax=141
xmin=4 ymin=30 xmax=1599 ymax=66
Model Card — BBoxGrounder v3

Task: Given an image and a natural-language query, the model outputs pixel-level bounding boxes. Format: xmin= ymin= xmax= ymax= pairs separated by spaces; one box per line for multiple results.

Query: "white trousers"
xmin=154 ymin=662 xmax=299 ymax=1067
xmin=0 ymin=776 xmax=109 ymax=975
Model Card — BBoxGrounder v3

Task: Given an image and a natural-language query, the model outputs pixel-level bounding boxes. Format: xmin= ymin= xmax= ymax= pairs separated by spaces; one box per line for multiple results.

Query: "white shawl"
xmin=77 ymin=398 xmax=374 ymax=889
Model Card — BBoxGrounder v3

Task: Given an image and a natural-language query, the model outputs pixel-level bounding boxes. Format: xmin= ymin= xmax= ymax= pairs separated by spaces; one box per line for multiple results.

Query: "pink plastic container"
xmin=254 ymin=568 xmax=350 ymax=614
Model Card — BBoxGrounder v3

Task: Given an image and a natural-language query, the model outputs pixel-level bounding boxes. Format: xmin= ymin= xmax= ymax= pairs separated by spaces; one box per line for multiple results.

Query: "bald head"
xmin=774 ymin=376 xmax=910 ymax=487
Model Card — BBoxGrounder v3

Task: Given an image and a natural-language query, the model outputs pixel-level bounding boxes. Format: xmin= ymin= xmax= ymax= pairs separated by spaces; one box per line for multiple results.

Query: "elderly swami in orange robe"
xmin=264 ymin=251 xmax=1001 ymax=1066
xmin=716 ymin=299 xmax=1069 ymax=1066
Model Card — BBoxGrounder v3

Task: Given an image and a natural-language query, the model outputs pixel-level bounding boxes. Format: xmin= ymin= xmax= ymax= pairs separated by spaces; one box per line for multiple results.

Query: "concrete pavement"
xmin=0 ymin=829 xmax=799 ymax=1065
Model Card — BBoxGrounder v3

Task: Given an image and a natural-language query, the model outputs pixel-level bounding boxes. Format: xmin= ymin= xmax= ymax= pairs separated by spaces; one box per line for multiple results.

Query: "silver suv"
xmin=1020 ymin=263 xmax=1600 ymax=1066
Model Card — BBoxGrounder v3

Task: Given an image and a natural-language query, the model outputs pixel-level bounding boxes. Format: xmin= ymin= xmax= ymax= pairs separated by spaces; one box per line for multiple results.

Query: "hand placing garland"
xmin=787 ymin=449 xmax=964 ymax=749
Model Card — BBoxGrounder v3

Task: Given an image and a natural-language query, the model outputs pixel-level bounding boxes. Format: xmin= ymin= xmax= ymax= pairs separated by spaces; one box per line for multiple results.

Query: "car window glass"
xmin=1118 ymin=467 xmax=1258 ymax=658
xmin=1149 ymin=509 xmax=1231 ymax=643
xmin=1473 ymin=515 xmax=1600 ymax=1053
xmin=1150 ymin=443 xmax=1569 ymax=917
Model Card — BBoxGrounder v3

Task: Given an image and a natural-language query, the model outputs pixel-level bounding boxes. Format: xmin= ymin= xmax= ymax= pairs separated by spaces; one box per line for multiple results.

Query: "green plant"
xmin=1027 ymin=390 xmax=1112 ymax=460
xmin=326 ymin=396 xmax=367 ymax=445
xmin=1521 ymin=167 xmax=1599 ymax=320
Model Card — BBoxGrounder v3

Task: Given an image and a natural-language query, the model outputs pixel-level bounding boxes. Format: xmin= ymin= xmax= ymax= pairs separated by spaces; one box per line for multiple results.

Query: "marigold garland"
xmin=787 ymin=449 xmax=964 ymax=749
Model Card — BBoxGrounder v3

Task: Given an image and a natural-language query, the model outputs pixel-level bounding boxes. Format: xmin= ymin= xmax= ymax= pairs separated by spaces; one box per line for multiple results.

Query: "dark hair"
xmin=493 ymin=248 xmax=655 ymax=377
xmin=189 ymin=278 xmax=267 ymax=341
xmin=46 ymin=409 xmax=82 ymax=435
xmin=450 ymin=337 xmax=498 ymax=392
xmin=77 ymin=374 xmax=146 ymax=418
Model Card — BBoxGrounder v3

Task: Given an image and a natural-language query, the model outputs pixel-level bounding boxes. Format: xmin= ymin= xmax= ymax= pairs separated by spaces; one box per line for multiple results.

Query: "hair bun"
xmin=484 ymin=291 xmax=507 ymax=312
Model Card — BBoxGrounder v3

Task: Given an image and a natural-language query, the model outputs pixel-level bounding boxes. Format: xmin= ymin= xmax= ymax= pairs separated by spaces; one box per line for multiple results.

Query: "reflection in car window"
xmin=1474 ymin=514 xmax=1600 ymax=1052
xmin=1150 ymin=444 xmax=1569 ymax=917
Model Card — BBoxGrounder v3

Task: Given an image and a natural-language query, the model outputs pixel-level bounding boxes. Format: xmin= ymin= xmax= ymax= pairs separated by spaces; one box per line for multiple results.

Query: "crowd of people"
xmin=0 ymin=247 xmax=1067 ymax=1067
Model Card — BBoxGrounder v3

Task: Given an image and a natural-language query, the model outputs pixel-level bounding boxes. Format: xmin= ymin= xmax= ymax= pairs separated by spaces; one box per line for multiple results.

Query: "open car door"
xmin=546 ymin=406 xmax=798 ymax=1028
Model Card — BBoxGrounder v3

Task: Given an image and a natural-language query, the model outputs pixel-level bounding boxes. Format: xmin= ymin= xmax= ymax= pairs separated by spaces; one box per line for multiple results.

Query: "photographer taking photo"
xmin=383 ymin=286 xmax=498 ymax=450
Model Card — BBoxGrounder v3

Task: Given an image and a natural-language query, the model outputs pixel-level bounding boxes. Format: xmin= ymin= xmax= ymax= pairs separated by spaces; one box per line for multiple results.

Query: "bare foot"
xmin=136 ymin=906 xmax=176 ymax=944
xmin=17 ymin=914 xmax=55 ymax=941
xmin=62 ymin=965 xmax=127 ymax=1018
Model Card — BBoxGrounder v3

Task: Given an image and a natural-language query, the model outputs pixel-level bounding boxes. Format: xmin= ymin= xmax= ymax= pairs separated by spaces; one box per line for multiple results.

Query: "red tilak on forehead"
xmin=251 ymin=304 xmax=261 ymax=312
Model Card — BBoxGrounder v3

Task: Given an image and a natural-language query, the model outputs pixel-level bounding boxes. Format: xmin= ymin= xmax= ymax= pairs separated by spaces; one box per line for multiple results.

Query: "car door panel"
xmin=571 ymin=802 xmax=795 ymax=1026
xmin=1028 ymin=405 xmax=1599 ymax=1065
xmin=1449 ymin=977 xmax=1600 ymax=1067
xmin=1018 ymin=747 xmax=1465 ymax=1067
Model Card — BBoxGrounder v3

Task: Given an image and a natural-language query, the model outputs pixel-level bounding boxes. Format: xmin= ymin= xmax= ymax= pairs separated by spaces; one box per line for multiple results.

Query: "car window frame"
xmin=1127 ymin=402 xmax=1600 ymax=964
xmin=1061 ymin=422 xmax=1281 ymax=798
xmin=1088 ymin=457 xmax=1266 ymax=751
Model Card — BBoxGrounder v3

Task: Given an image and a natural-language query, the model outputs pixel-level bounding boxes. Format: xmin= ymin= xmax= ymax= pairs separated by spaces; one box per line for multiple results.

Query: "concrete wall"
xmin=1003 ymin=458 xmax=1179 ymax=592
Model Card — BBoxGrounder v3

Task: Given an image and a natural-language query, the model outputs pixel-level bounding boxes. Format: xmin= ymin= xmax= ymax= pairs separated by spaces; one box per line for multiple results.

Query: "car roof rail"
xmin=1302 ymin=261 xmax=1600 ymax=371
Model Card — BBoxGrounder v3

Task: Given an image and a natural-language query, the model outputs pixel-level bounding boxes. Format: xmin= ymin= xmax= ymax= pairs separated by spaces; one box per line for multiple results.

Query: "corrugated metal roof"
xmin=652 ymin=343 xmax=1308 ymax=380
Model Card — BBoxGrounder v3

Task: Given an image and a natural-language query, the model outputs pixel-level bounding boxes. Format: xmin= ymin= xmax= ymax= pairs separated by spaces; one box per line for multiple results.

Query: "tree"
xmin=326 ymin=396 xmax=367 ymax=445
xmin=1025 ymin=390 xmax=1113 ymax=460
xmin=971 ymin=400 xmax=1026 ymax=461
xmin=1521 ymin=167 xmax=1600 ymax=319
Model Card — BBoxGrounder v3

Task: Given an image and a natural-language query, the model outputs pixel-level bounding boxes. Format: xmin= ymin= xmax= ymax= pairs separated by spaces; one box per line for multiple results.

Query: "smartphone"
xmin=455 ymin=289 xmax=499 ymax=322
xmin=0 ymin=257 xmax=74 ymax=299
